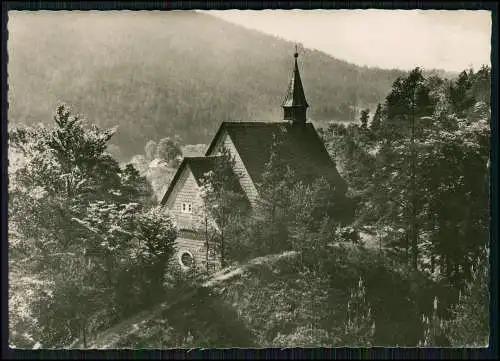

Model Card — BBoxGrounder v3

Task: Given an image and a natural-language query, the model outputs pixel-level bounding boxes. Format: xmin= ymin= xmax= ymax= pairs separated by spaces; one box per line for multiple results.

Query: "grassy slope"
xmin=75 ymin=244 xmax=435 ymax=348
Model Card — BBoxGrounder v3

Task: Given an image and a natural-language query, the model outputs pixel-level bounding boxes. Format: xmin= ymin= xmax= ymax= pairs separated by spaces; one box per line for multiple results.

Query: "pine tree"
xmin=360 ymin=108 xmax=370 ymax=129
xmin=370 ymin=103 xmax=383 ymax=132
xmin=248 ymin=128 xmax=297 ymax=253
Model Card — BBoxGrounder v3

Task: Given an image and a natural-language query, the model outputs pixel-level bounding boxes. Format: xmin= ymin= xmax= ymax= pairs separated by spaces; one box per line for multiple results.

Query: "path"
xmin=68 ymin=250 xmax=297 ymax=349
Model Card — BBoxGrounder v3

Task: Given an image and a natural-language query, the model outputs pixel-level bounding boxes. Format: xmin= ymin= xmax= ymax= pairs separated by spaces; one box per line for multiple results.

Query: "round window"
xmin=178 ymin=250 xmax=195 ymax=269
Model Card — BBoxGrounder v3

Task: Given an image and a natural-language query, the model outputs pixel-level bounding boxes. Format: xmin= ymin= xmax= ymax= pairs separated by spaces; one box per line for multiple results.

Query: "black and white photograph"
xmin=6 ymin=9 xmax=492 ymax=349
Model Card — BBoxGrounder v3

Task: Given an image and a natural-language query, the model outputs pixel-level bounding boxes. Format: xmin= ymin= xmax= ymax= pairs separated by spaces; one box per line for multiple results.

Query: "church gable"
xmin=162 ymin=162 xmax=205 ymax=231
xmin=205 ymin=128 xmax=259 ymax=206
xmin=161 ymin=155 xmax=250 ymax=230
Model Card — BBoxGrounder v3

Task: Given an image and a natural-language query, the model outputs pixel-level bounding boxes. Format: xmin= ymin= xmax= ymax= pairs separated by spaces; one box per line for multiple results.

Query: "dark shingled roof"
xmin=160 ymin=156 xmax=247 ymax=206
xmin=187 ymin=156 xmax=221 ymax=184
xmin=205 ymin=121 xmax=347 ymax=194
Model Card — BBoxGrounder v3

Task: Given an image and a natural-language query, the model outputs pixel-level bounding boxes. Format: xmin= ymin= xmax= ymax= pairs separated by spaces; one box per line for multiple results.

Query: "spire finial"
xmin=282 ymin=43 xmax=308 ymax=123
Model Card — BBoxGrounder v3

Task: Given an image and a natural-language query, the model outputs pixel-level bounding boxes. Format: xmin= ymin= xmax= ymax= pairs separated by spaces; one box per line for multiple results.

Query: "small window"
xmin=178 ymin=250 xmax=195 ymax=270
xmin=181 ymin=202 xmax=193 ymax=214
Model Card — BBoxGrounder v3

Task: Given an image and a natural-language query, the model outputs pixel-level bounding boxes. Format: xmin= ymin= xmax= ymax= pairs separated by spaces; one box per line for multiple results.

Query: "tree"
xmin=199 ymin=146 xmax=249 ymax=268
xmin=119 ymin=163 xmax=154 ymax=205
xmin=155 ymin=137 xmax=182 ymax=166
xmin=246 ymin=125 xmax=357 ymax=258
xmin=252 ymin=128 xmax=299 ymax=254
xmin=384 ymin=68 xmax=433 ymax=132
xmin=370 ymin=103 xmax=383 ymax=132
xmin=449 ymin=68 xmax=475 ymax=116
xmin=144 ymin=140 xmax=157 ymax=161
xmin=132 ymin=207 xmax=178 ymax=298
xmin=8 ymin=104 xmax=176 ymax=348
xmin=9 ymin=104 xmax=132 ymax=272
xmin=286 ymin=176 xmax=353 ymax=260
xmin=360 ymin=108 xmax=369 ymax=129
xmin=375 ymin=68 xmax=433 ymax=270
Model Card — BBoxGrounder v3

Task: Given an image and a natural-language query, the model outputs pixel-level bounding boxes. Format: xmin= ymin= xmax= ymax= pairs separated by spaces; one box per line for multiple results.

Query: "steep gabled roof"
xmin=160 ymin=155 xmax=248 ymax=206
xmin=160 ymin=156 xmax=213 ymax=206
xmin=282 ymin=53 xmax=309 ymax=109
xmin=205 ymin=121 xmax=347 ymax=194
xmin=187 ymin=156 xmax=222 ymax=184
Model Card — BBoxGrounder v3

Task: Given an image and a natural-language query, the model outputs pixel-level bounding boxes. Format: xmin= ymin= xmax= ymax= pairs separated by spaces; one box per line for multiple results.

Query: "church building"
xmin=160 ymin=50 xmax=348 ymax=272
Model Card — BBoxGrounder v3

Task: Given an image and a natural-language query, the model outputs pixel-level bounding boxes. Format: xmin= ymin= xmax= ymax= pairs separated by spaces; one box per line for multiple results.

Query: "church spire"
xmin=282 ymin=45 xmax=309 ymax=123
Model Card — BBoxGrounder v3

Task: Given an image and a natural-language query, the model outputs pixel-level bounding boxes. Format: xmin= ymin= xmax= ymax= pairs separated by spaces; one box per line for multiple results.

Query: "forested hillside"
xmin=7 ymin=10 xmax=452 ymax=159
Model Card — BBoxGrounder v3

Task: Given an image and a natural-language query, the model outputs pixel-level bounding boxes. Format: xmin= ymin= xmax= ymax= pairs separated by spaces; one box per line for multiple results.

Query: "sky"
xmin=202 ymin=10 xmax=491 ymax=72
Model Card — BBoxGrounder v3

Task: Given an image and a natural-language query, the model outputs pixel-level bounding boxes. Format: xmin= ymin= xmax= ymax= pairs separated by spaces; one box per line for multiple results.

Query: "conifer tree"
xmin=370 ymin=103 xmax=383 ymax=132
xmin=360 ymin=108 xmax=370 ymax=129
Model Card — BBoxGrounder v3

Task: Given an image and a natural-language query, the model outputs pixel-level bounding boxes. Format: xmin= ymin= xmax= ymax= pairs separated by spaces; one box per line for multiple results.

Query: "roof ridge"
xmin=222 ymin=121 xmax=289 ymax=126
xmin=184 ymin=155 xmax=222 ymax=160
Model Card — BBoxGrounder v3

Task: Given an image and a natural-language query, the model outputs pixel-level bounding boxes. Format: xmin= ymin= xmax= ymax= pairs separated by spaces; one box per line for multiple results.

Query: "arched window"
xmin=178 ymin=250 xmax=195 ymax=270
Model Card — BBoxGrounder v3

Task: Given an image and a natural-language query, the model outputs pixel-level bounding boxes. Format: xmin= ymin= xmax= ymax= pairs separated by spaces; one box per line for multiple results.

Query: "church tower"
xmin=282 ymin=48 xmax=309 ymax=123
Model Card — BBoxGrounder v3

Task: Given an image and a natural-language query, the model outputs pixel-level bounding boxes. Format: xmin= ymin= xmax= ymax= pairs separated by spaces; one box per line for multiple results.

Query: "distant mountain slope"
xmin=7 ymin=11 xmax=453 ymax=159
